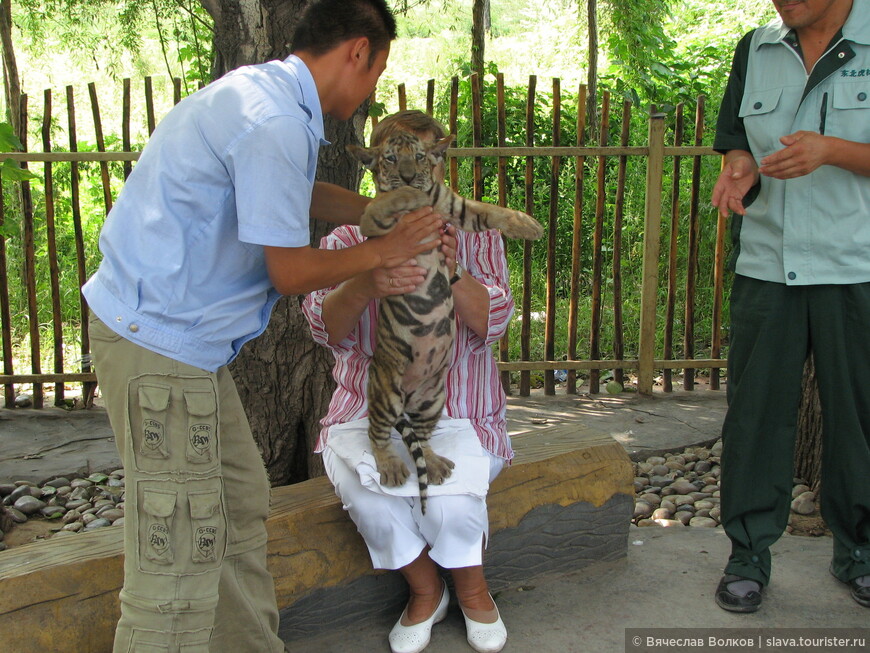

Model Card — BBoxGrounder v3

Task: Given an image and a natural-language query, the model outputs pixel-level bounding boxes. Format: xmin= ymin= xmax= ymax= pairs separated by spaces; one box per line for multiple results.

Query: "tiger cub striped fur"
xmin=349 ymin=130 xmax=543 ymax=513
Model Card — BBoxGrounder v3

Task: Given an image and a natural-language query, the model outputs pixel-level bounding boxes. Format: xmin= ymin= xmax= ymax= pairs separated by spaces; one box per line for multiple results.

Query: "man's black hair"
xmin=291 ymin=0 xmax=397 ymax=66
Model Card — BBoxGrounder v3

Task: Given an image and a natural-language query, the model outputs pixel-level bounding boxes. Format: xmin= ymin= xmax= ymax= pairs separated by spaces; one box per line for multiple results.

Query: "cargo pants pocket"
xmin=184 ymin=389 xmax=217 ymax=466
xmin=138 ymin=384 xmax=171 ymax=463
xmin=128 ymin=630 xmax=170 ymax=653
xmin=140 ymin=488 xmax=177 ymax=568
xmin=189 ymin=486 xmax=224 ymax=566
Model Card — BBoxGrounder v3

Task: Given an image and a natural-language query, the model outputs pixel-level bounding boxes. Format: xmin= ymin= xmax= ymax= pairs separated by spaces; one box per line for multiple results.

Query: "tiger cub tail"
xmin=395 ymin=417 xmax=430 ymax=514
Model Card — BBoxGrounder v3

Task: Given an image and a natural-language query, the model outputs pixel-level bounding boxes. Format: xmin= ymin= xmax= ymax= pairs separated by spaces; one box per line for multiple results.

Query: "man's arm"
xmin=760 ymin=132 xmax=870 ymax=179
xmin=310 ymin=181 xmax=371 ymax=225
xmin=265 ymin=207 xmax=441 ymax=295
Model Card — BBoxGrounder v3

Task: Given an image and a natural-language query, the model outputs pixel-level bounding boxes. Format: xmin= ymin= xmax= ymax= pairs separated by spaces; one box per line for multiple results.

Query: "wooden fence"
xmin=0 ymin=73 xmax=728 ymax=408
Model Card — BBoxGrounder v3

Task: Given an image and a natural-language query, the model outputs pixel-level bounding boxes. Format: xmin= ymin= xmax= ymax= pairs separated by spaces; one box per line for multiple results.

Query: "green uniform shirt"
xmin=714 ymin=3 xmax=870 ymax=285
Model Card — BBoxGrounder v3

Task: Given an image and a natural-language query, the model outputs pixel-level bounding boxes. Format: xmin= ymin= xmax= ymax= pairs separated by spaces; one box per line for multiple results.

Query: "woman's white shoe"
xmin=388 ymin=581 xmax=450 ymax=653
xmin=460 ymin=596 xmax=507 ymax=653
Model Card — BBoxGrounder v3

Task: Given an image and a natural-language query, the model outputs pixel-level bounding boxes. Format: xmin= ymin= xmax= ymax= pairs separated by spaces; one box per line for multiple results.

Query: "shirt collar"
xmin=282 ymin=54 xmax=329 ymax=145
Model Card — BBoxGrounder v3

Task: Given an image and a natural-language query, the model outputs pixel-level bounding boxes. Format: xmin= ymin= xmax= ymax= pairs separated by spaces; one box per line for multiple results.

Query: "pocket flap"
xmin=184 ymin=389 xmax=216 ymax=417
xmin=188 ymin=490 xmax=220 ymax=520
xmin=143 ymin=489 xmax=177 ymax=518
xmin=139 ymin=384 xmax=171 ymax=412
xmin=832 ymin=83 xmax=870 ymax=110
xmin=738 ymin=88 xmax=782 ymax=117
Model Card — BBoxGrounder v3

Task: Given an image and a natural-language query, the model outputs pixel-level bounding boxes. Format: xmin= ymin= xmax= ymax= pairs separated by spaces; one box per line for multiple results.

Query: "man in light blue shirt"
xmin=83 ymin=1 xmax=445 ymax=651
xmin=712 ymin=0 xmax=870 ymax=614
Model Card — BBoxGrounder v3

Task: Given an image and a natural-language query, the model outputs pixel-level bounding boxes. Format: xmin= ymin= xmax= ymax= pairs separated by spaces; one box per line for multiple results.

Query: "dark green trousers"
xmin=721 ymin=275 xmax=870 ymax=586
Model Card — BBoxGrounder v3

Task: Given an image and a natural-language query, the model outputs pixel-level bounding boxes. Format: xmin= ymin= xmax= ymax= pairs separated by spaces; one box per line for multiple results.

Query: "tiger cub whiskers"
xmin=349 ymin=130 xmax=543 ymax=513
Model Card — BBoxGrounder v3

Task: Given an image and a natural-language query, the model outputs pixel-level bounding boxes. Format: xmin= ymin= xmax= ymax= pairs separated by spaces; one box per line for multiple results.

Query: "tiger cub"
xmin=349 ymin=130 xmax=543 ymax=512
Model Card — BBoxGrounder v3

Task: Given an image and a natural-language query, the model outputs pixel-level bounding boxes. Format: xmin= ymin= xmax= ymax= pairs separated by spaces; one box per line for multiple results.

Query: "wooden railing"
xmin=0 ymin=74 xmax=728 ymax=408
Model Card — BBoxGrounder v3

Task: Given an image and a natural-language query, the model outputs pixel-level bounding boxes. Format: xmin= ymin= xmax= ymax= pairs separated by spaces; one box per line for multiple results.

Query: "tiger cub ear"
xmin=347 ymin=144 xmax=379 ymax=170
xmin=427 ymin=135 xmax=455 ymax=160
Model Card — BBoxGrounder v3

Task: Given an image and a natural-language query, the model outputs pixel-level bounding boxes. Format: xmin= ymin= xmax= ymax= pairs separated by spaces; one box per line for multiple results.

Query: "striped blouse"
xmin=302 ymin=225 xmax=515 ymax=461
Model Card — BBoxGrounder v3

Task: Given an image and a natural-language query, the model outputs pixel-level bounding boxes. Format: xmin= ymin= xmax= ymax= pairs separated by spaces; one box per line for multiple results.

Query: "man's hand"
xmin=760 ymin=131 xmax=829 ymax=179
xmin=712 ymin=151 xmax=759 ymax=218
xmin=372 ymin=206 xmax=443 ymax=268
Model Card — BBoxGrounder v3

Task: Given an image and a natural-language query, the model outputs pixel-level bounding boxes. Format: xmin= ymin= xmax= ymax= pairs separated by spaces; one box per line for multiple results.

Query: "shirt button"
xmin=115 ymin=316 xmax=123 ymax=323
xmin=859 ymin=92 xmax=868 ymax=102
xmin=787 ymin=272 xmax=797 ymax=280
xmin=753 ymin=101 xmax=763 ymax=109
xmin=751 ymin=555 xmax=759 ymax=563
xmin=838 ymin=51 xmax=845 ymax=58
xmin=128 ymin=324 xmax=140 ymax=333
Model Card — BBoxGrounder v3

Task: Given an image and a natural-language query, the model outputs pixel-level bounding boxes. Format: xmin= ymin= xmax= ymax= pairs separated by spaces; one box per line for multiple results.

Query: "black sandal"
xmin=715 ymin=574 xmax=763 ymax=613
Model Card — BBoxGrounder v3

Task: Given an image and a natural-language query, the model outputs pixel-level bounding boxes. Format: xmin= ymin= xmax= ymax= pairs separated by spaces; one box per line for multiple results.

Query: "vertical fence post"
xmin=496 ymin=73 xmax=512 ymax=395
xmin=0 ymin=184 xmax=14 ymax=407
xmin=685 ymin=96 xmax=705 ymax=390
xmin=145 ymin=76 xmax=156 ymax=135
xmin=664 ymin=103 xmax=684 ymax=393
xmin=589 ymin=91 xmax=610 ymax=394
xmin=544 ymin=78 xmax=560 ymax=395
xmin=42 ymin=88 xmax=65 ymax=405
xmin=520 ymin=75 xmax=537 ymax=397
xmin=638 ymin=113 xmax=666 ymax=396
xmin=567 ymin=85 xmax=587 ymax=395
xmin=67 ymin=85 xmax=96 ymax=407
xmin=425 ymin=79 xmax=434 ymax=116
xmin=612 ymin=100 xmax=631 ymax=388
xmin=19 ymin=94 xmax=45 ymax=408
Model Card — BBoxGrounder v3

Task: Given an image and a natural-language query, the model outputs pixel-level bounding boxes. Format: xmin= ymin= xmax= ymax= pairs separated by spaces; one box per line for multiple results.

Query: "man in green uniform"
xmin=712 ymin=0 xmax=870 ymax=612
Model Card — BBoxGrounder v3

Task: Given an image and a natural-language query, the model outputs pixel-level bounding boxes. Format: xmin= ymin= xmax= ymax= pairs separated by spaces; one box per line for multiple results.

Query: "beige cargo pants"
xmin=89 ymin=315 xmax=284 ymax=653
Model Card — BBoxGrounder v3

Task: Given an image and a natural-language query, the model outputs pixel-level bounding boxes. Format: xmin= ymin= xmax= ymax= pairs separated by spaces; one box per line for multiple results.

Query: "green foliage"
xmin=0 ymin=120 xmax=38 ymax=183
xmin=13 ymin=0 xmax=213 ymax=89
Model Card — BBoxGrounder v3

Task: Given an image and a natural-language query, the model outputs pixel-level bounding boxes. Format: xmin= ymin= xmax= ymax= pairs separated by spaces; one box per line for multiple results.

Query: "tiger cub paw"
xmin=375 ymin=454 xmax=410 ymax=487
xmin=500 ymin=212 xmax=544 ymax=240
xmin=360 ymin=186 xmax=430 ymax=237
xmin=426 ymin=454 xmax=456 ymax=485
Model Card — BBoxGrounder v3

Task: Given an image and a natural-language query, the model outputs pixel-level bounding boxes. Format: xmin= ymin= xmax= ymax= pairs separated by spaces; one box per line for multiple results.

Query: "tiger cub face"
xmin=349 ymin=131 xmax=452 ymax=194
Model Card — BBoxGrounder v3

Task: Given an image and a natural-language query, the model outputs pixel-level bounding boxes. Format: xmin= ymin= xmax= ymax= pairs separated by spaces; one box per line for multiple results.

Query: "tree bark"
xmin=794 ymin=355 xmax=822 ymax=493
xmin=585 ymin=0 xmax=599 ymax=139
xmin=0 ymin=0 xmax=21 ymax=134
xmin=471 ymin=0 xmax=487 ymax=81
xmin=202 ymin=0 xmax=367 ymax=484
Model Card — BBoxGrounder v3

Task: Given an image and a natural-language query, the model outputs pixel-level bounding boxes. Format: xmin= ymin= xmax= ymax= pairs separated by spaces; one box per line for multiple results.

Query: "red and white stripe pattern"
xmin=302 ymin=225 xmax=514 ymax=461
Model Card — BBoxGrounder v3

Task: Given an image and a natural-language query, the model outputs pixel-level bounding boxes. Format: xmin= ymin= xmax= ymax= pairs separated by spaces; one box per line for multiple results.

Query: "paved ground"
xmin=3 ymin=386 xmax=868 ymax=652
xmin=289 ymin=527 xmax=870 ymax=652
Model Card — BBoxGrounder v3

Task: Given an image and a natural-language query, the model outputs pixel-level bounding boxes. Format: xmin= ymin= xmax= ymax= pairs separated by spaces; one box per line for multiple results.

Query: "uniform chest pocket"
xmin=829 ymin=82 xmax=870 ymax=140
xmin=738 ymin=88 xmax=784 ymax=158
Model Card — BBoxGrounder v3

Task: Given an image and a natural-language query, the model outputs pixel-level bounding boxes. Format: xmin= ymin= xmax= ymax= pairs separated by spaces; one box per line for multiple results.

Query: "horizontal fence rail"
xmin=0 ymin=73 xmax=729 ymax=408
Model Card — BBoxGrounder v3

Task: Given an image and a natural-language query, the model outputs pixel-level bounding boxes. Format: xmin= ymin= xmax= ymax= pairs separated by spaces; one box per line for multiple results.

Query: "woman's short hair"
xmin=291 ymin=0 xmax=397 ymax=66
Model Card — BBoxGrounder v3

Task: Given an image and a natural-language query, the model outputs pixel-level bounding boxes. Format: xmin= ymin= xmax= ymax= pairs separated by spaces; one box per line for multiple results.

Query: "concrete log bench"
xmin=0 ymin=420 xmax=632 ymax=652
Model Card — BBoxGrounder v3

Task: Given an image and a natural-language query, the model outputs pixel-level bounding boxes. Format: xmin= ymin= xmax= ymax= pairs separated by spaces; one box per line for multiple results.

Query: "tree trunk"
xmin=585 ymin=0 xmax=599 ymax=139
xmin=202 ymin=0 xmax=367 ymax=484
xmin=0 ymin=0 xmax=21 ymax=134
xmin=471 ymin=0 xmax=487 ymax=81
xmin=794 ymin=355 xmax=822 ymax=493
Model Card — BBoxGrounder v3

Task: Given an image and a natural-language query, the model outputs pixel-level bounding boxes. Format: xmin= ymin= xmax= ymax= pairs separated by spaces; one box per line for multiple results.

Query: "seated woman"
xmin=302 ymin=110 xmax=513 ymax=653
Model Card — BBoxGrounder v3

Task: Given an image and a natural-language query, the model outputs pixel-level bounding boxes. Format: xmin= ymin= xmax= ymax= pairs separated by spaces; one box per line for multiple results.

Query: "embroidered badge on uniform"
xmin=143 ymin=419 xmax=165 ymax=451
xmin=196 ymin=526 xmax=217 ymax=560
xmin=189 ymin=425 xmax=212 ymax=457
xmin=149 ymin=523 xmax=170 ymax=557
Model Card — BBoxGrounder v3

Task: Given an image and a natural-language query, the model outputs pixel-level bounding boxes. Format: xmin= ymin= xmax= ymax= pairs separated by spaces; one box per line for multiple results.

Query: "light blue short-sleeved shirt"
xmin=83 ymin=55 xmax=327 ymax=371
